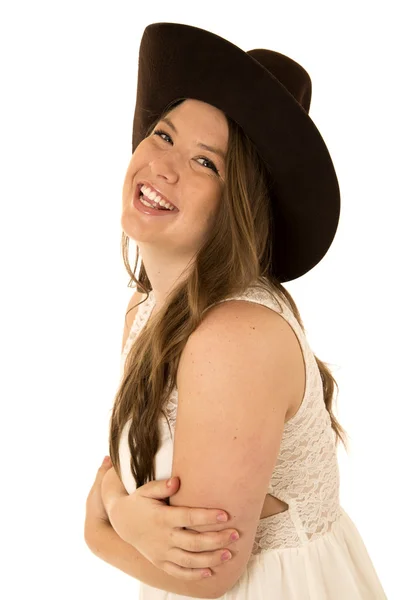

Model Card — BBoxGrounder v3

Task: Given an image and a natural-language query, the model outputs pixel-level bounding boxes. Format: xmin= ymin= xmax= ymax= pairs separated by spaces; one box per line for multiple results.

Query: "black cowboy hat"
xmin=132 ymin=22 xmax=340 ymax=283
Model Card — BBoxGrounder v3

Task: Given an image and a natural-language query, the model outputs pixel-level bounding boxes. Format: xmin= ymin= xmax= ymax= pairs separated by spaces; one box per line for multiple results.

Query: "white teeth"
xmin=139 ymin=196 xmax=156 ymax=209
xmin=140 ymin=184 xmax=176 ymax=210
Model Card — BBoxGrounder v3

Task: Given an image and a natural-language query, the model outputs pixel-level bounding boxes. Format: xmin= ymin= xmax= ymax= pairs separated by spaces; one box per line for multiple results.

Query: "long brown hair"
xmin=109 ymin=98 xmax=349 ymax=488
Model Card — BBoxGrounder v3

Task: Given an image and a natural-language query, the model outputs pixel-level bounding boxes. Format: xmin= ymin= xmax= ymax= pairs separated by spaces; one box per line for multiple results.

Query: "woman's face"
xmin=121 ymin=98 xmax=228 ymax=257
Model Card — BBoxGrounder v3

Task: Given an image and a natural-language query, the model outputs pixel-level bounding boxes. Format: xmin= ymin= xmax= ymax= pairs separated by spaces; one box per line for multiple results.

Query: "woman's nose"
xmin=149 ymin=158 xmax=179 ymax=183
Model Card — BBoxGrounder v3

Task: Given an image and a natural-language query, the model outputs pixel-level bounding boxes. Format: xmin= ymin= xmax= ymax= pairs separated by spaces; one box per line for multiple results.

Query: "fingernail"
xmin=230 ymin=532 xmax=239 ymax=541
xmin=217 ymin=513 xmax=228 ymax=522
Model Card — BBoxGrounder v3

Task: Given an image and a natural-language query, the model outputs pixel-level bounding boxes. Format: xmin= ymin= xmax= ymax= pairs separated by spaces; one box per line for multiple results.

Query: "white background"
xmin=1 ymin=0 xmax=397 ymax=597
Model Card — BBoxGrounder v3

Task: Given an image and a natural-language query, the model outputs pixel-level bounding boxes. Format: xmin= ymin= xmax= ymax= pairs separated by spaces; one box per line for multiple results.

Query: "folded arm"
xmin=101 ymin=465 xmax=129 ymax=519
xmin=85 ymin=519 xmax=221 ymax=599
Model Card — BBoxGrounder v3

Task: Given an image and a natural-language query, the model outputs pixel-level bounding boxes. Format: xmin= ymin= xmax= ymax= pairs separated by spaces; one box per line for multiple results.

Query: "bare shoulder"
xmin=195 ymin=298 xmax=295 ymax=341
xmin=186 ymin=298 xmax=306 ymax=421
xmin=196 ymin=295 xmax=305 ymax=368
xmin=181 ymin=298 xmax=301 ymax=378
xmin=171 ymin=298 xmax=303 ymax=596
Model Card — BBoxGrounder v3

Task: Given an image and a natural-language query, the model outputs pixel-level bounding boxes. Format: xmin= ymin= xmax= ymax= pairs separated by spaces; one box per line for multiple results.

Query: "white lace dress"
xmin=118 ymin=287 xmax=387 ymax=599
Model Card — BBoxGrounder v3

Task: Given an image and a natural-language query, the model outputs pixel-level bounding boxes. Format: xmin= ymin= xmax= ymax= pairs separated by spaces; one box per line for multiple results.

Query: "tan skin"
xmin=85 ymin=101 xmax=306 ymax=584
xmin=119 ymin=98 xmax=305 ymax=523
xmin=122 ymin=293 xmax=302 ymax=520
xmin=120 ymin=99 xmax=227 ymax=313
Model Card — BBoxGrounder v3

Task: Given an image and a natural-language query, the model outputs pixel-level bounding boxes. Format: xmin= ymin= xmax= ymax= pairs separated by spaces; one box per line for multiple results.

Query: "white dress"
xmin=118 ymin=286 xmax=387 ymax=599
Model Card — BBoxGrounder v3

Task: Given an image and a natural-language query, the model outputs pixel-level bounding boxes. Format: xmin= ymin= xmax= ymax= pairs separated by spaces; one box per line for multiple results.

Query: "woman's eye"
xmin=197 ymin=157 xmax=219 ymax=174
xmin=153 ymin=129 xmax=219 ymax=174
xmin=153 ymin=129 xmax=172 ymax=143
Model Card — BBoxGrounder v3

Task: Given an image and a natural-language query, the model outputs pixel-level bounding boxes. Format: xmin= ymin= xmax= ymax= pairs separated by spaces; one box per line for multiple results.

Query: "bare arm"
xmin=86 ymin=291 xmax=221 ymax=597
xmin=85 ymin=519 xmax=220 ymax=599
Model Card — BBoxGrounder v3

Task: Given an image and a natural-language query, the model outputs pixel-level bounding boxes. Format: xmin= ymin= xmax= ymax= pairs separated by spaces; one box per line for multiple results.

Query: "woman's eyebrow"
xmin=160 ymin=117 xmax=226 ymax=161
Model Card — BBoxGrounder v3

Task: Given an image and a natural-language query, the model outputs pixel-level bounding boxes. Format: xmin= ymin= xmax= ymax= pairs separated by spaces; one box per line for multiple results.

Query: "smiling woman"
xmin=121 ymin=98 xmax=228 ymax=271
xmin=88 ymin=21 xmax=388 ymax=600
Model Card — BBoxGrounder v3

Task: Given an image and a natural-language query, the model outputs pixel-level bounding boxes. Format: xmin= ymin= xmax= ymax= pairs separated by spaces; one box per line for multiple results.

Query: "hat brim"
xmin=132 ymin=23 xmax=340 ymax=283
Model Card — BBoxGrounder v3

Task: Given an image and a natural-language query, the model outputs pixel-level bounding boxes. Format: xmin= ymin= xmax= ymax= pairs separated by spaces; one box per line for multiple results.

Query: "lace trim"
xmin=119 ymin=292 xmax=155 ymax=379
xmin=120 ymin=287 xmax=343 ymax=554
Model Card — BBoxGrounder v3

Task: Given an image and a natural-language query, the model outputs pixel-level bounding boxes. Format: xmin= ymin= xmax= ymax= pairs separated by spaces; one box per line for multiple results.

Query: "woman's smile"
xmin=133 ymin=184 xmax=180 ymax=217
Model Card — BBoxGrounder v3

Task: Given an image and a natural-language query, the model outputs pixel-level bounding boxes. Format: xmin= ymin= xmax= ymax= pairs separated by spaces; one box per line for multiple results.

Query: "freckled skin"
xmin=120 ymin=99 xmax=229 ymax=310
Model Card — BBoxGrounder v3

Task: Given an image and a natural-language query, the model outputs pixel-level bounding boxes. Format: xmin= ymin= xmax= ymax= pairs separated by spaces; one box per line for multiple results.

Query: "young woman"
xmin=85 ymin=22 xmax=387 ymax=599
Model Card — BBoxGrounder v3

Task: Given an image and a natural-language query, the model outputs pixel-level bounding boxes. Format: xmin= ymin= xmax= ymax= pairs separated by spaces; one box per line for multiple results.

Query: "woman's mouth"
xmin=133 ymin=184 xmax=179 ymax=216
xmin=136 ymin=184 xmax=178 ymax=211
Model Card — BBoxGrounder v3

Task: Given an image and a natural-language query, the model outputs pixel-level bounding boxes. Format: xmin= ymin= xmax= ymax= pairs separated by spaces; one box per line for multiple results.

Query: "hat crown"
xmin=133 ymin=23 xmax=340 ymax=283
xmin=247 ymin=49 xmax=312 ymax=113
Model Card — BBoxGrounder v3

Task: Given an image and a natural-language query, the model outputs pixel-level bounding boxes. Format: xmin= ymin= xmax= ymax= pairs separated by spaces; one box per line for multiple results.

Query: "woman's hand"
xmin=108 ymin=475 xmax=240 ymax=581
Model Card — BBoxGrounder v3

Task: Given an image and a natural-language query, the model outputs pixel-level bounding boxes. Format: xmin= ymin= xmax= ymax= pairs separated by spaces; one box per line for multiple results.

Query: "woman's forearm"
xmin=85 ymin=519 xmax=219 ymax=599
